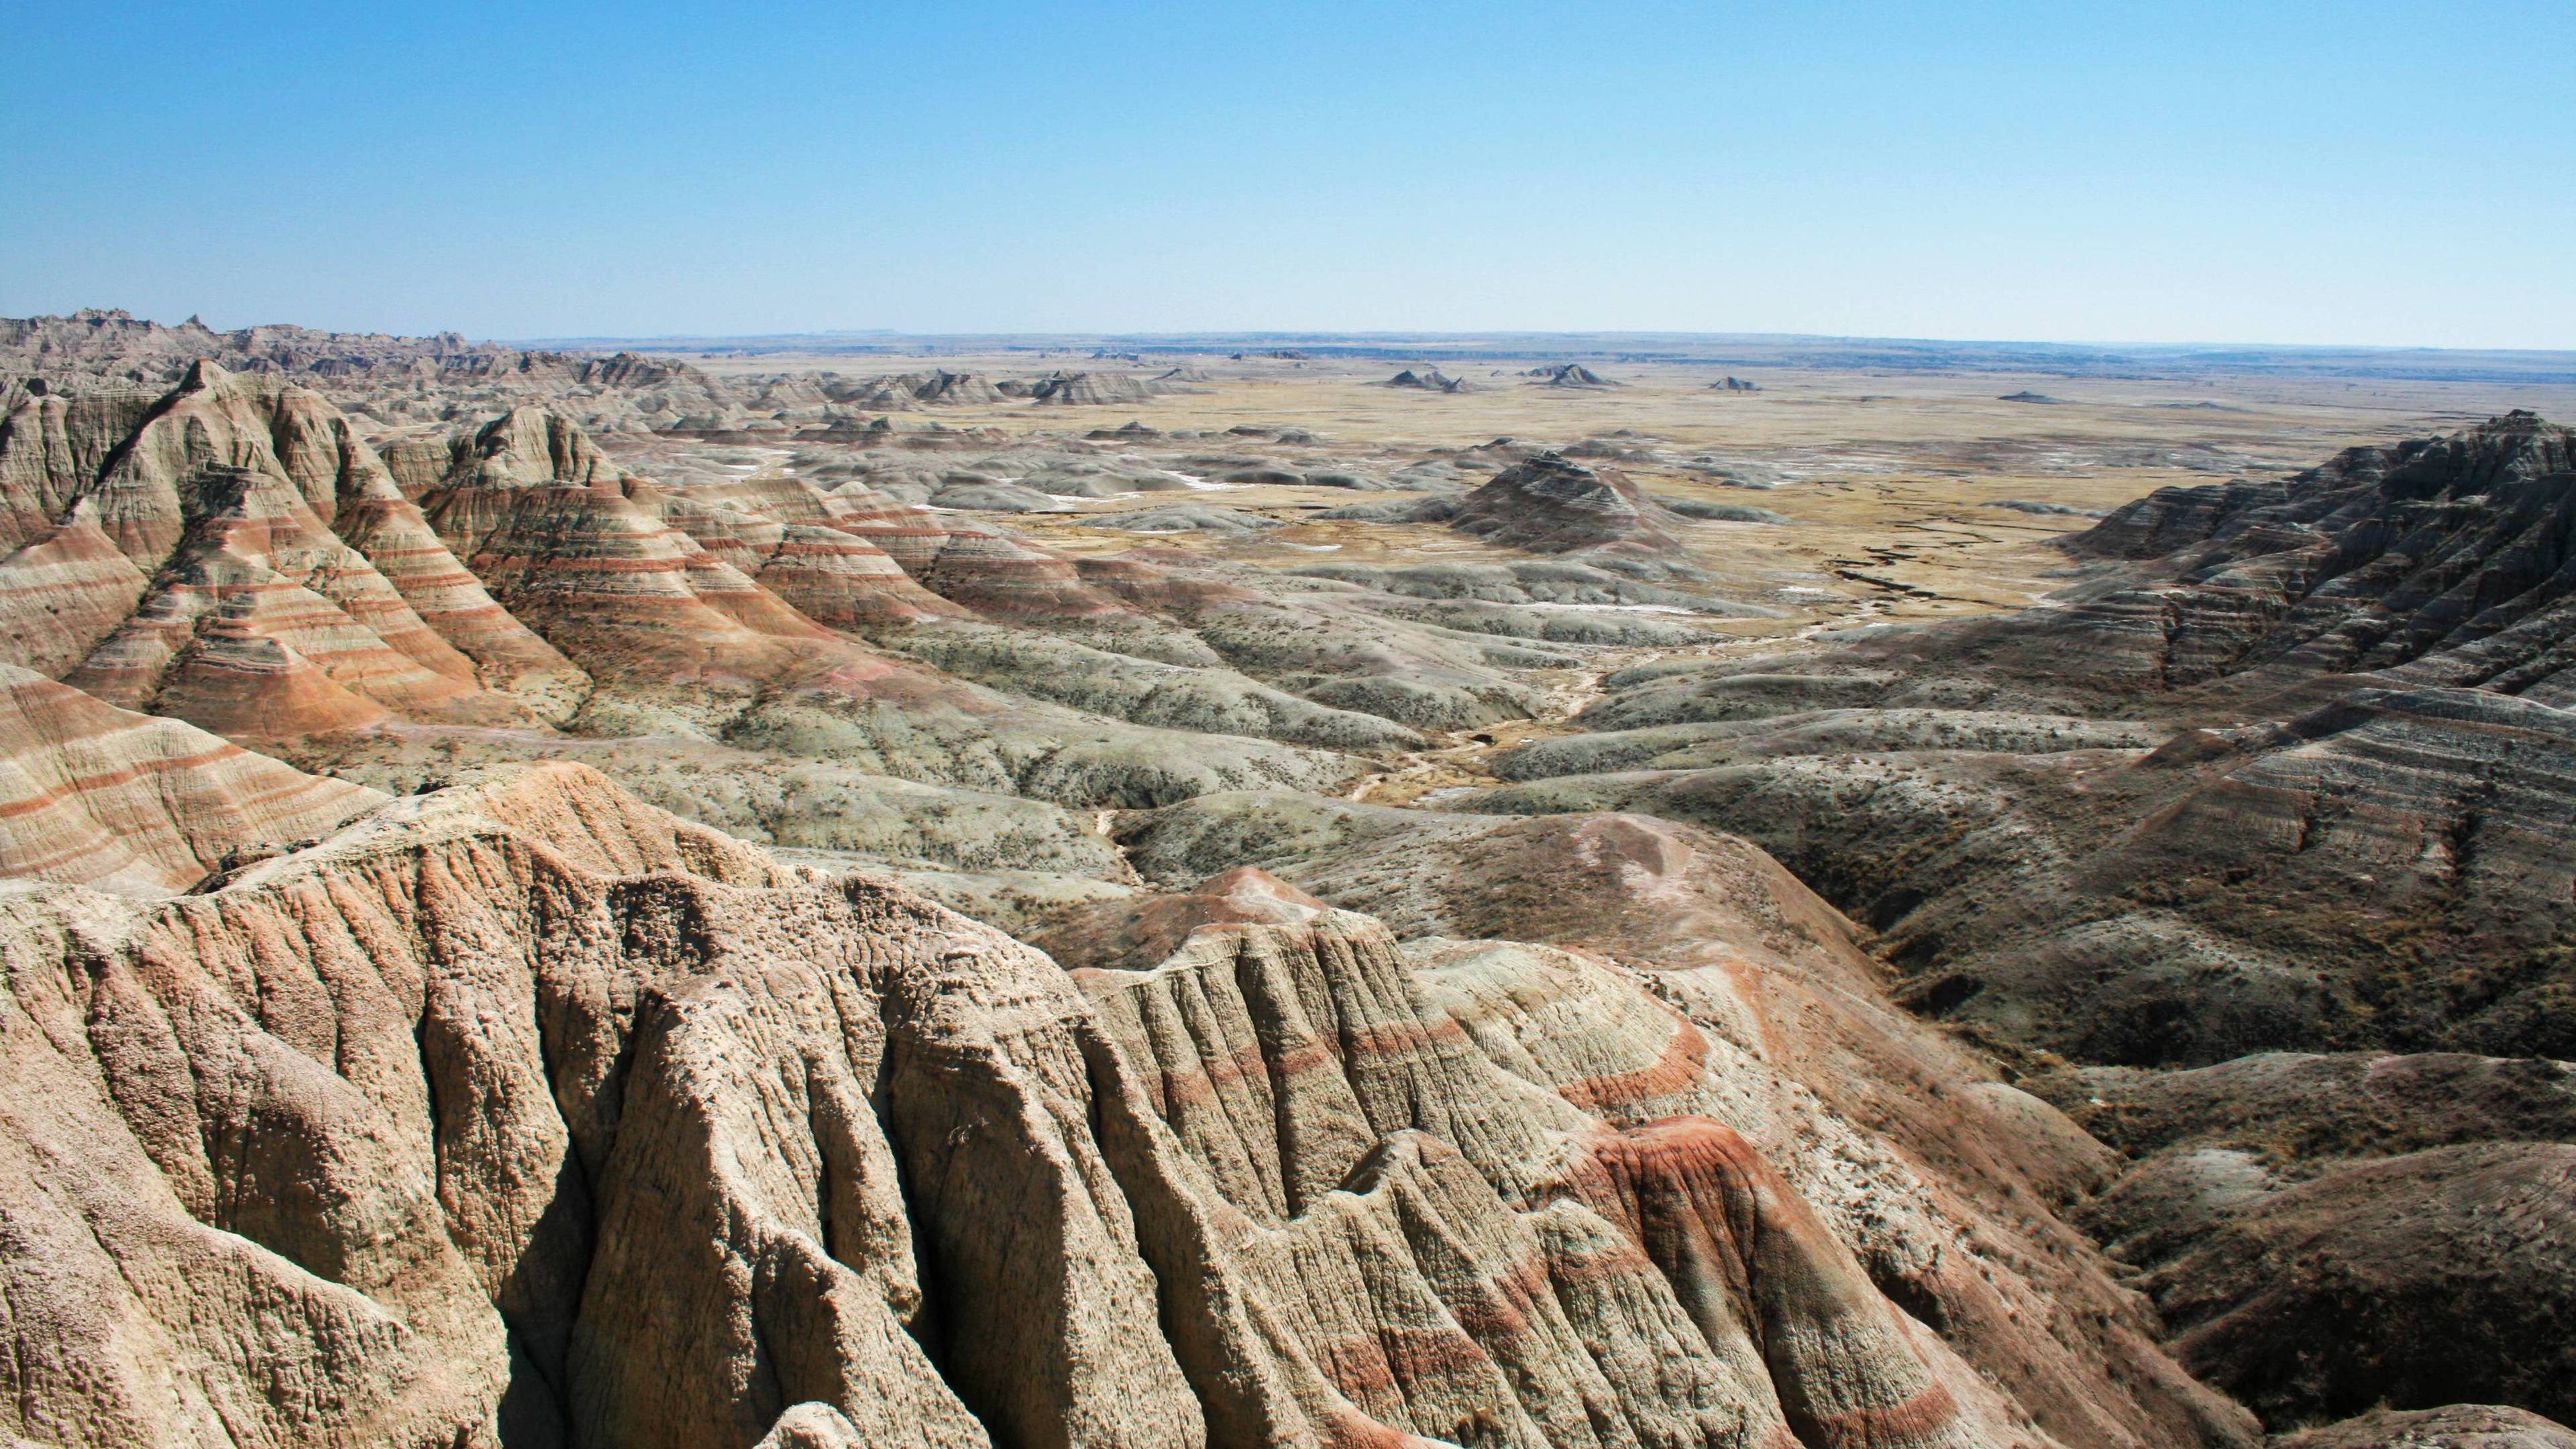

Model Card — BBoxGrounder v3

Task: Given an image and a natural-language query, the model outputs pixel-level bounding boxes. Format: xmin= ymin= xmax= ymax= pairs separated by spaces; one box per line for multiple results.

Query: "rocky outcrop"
xmin=1 ymin=308 xmax=508 ymax=390
xmin=913 ymin=370 xmax=1004 ymax=405
xmin=0 ymin=387 xmax=162 ymax=553
xmin=2002 ymin=409 xmax=2576 ymax=700
xmin=2014 ymin=1051 xmax=2576 ymax=1433
xmin=1458 ymin=414 xmax=2576 ymax=1432
xmin=2137 ymin=1142 xmax=2576 ymax=1428
xmin=1503 ymin=416 xmax=2576 ymax=1063
xmin=0 ymin=763 xmax=1195 ymax=1448
xmin=1526 ymin=364 xmax=1620 ymax=388
xmin=1385 ymin=368 xmax=1467 ymax=392
xmin=1058 ymin=879 xmax=2033 ymax=1449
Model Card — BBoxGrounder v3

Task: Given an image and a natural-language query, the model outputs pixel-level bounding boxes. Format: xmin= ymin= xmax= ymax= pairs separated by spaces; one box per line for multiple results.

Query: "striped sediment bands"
xmin=652 ymin=488 xmax=782 ymax=572
xmin=811 ymin=484 xmax=1131 ymax=621
xmin=816 ymin=486 xmax=953 ymax=570
xmin=919 ymin=529 xmax=1132 ymax=620
xmin=1075 ymin=912 xmax=1585 ymax=1221
xmin=1413 ymin=939 xmax=1711 ymax=1118
xmin=0 ymin=663 xmax=384 ymax=892
xmin=331 ymin=488 xmax=588 ymax=716
xmin=1239 ymin=1131 xmax=1787 ymax=1449
xmin=2117 ymin=684 xmax=2576 ymax=961
xmin=1546 ymin=1119 xmax=1976 ymax=1449
xmin=146 ymin=612 xmax=394 ymax=739
xmin=0 ymin=366 xmax=555 ymax=733
xmin=1073 ymin=553 xmax=1262 ymax=612
xmin=694 ymin=472 xmax=837 ymax=525
xmin=60 ymin=468 xmax=504 ymax=729
xmin=1070 ymin=900 xmax=1986 ymax=1449
xmin=444 ymin=476 xmax=976 ymax=707
xmin=755 ymin=524 xmax=965 ymax=627
xmin=0 ymin=391 xmax=160 ymax=555
xmin=0 ymin=513 xmax=148 ymax=677
xmin=460 ymin=484 xmax=785 ymax=667
xmin=678 ymin=549 xmax=837 ymax=641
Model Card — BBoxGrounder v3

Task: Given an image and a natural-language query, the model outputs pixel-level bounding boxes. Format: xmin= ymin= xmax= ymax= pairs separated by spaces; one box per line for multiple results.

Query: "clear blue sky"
xmin=5 ymin=1 xmax=2569 ymax=347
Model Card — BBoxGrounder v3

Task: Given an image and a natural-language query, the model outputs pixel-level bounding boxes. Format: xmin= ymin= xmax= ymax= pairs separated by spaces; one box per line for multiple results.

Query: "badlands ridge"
xmin=1 ymin=310 xmax=2573 ymax=1449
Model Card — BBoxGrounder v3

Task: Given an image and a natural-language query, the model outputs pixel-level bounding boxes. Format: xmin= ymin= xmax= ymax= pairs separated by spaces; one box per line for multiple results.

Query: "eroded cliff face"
xmin=0 ymin=760 xmax=2259 ymax=1449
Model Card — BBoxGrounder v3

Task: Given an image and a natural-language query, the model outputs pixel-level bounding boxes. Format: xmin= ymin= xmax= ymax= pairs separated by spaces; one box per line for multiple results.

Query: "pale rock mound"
xmin=1446 ymin=454 xmax=1690 ymax=560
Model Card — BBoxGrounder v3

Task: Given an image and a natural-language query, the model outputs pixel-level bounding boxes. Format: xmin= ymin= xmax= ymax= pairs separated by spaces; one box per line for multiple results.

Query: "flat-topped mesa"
xmin=687 ymin=470 xmax=839 ymax=525
xmin=0 ymin=663 xmax=383 ymax=892
xmin=1447 ymin=452 xmax=1690 ymax=559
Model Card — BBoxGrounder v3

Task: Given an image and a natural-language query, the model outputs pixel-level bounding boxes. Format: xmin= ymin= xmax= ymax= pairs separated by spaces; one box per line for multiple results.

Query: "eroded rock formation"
xmin=0 ymin=752 xmax=2269 ymax=1449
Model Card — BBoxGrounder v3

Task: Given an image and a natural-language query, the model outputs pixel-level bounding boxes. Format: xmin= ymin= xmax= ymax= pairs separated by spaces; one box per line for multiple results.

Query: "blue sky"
xmin=4 ymin=1 xmax=2569 ymax=347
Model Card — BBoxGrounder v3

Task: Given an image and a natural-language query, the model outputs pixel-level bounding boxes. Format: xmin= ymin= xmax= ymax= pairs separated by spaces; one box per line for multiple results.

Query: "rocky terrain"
xmin=1452 ymin=409 xmax=2576 ymax=1438
xmin=3 ymin=311 xmax=2571 ymax=1448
